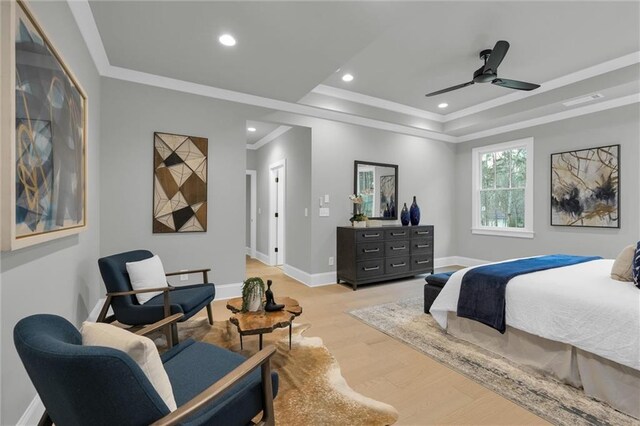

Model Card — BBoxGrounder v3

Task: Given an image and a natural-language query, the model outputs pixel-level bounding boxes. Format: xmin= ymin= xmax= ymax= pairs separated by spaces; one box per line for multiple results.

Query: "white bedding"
xmin=430 ymin=258 xmax=640 ymax=370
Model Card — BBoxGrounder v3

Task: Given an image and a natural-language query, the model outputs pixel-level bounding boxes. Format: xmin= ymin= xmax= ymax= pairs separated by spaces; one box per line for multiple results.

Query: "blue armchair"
xmin=97 ymin=250 xmax=215 ymax=345
xmin=14 ymin=314 xmax=278 ymax=426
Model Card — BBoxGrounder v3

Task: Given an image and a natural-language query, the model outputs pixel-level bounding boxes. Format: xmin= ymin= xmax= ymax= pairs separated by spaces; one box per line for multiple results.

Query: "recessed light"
xmin=438 ymin=103 xmax=449 ymax=109
xmin=247 ymin=127 xmax=256 ymax=132
xmin=218 ymin=34 xmax=236 ymax=47
xmin=342 ymin=73 xmax=354 ymax=82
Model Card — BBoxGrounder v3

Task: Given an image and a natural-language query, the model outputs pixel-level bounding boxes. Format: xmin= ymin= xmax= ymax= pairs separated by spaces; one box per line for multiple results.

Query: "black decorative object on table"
xmin=400 ymin=203 xmax=410 ymax=226
xmin=410 ymin=196 xmax=421 ymax=226
xmin=264 ymin=280 xmax=284 ymax=312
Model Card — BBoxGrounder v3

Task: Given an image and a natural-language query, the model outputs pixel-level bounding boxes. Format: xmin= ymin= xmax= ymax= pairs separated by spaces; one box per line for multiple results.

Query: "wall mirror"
xmin=354 ymin=161 xmax=399 ymax=220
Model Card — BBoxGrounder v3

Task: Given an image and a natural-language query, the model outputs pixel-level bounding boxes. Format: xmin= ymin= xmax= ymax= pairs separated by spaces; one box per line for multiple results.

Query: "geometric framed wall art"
xmin=550 ymin=144 xmax=620 ymax=228
xmin=1 ymin=0 xmax=88 ymax=251
xmin=153 ymin=132 xmax=207 ymax=233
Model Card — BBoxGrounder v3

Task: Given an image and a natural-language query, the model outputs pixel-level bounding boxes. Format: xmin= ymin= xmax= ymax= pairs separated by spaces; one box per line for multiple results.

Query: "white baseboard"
xmin=434 ymin=256 xmax=488 ymax=268
xmin=16 ymin=395 xmax=45 ymax=426
xmin=245 ymin=246 xmax=256 ymax=258
xmin=214 ymin=282 xmax=243 ymax=300
xmin=282 ymin=264 xmax=336 ymax=287
xmin=254 ymin=251 xmax=270 ymax=265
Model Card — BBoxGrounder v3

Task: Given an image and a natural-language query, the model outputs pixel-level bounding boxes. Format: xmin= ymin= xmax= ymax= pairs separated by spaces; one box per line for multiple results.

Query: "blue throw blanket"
xmin=456 ymin=254 xmax=601 ymax=333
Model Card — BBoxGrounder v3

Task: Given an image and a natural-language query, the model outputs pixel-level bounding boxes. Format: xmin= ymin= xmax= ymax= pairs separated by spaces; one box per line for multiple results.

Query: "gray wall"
xmin=0 ymin=2 xmax=102 ymax=423
xmin=100 ymin=78 xmax=270 ymax=286
xmin=251 ymin=126 xmax=312 ymax=272
xmin=454 ymin=104 xmax=640 ymax=261
xmin=263 ymin=112 xmax=458 ymax=274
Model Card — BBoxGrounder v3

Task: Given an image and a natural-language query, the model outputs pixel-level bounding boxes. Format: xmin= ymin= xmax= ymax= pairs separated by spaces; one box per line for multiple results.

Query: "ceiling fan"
xmin=425 ymin=40 xmax=540 ymax=97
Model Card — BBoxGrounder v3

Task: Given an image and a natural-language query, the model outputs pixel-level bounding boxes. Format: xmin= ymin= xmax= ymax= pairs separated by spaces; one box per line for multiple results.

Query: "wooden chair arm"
xmin=106 ymin=286 xmax=173 ymax=297
xmin=150 ymin=345 xmax=277 ymax=426
xmin=135 ymin=314 xmax=184 ymax=337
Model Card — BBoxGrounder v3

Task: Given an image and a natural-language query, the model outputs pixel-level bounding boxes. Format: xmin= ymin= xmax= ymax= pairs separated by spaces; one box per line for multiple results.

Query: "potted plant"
xmin=242 ymin=277 xmax=265 ymax=312
xmin=349 ymin=194 xmax=368 ymax=228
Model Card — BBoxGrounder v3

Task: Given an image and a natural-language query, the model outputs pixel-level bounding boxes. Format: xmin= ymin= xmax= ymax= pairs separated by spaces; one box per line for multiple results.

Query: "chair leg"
xmin=171 ymin=323 xmax=179 ymax=346
xmin=206 ymin=303 xmax=214 ymax=325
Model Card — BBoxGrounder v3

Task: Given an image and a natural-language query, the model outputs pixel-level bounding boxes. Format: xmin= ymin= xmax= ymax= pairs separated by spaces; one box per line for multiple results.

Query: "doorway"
xmin=269 ymin=159 xmax=286 ymax=266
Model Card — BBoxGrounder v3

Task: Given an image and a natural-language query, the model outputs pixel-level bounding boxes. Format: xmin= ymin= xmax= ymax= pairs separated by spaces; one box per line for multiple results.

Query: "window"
xmin=472 ymin=138 xmax=534 ymax=238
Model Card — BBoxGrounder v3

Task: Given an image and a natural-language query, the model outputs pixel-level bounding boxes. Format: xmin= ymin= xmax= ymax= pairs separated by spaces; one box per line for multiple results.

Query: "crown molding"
xmin=457 ymin=93 xmax=640 ymax=142
xmin=67 ymin=0 xmax=109 ymax=74
xmin=311 ymin=51 xmax=640 ymax=124
xmin=444 ymin=51 xmax=640 ymax=122
xmin=246 ymin=126 xmax=292 ymax=150
xmin=68 ymin=0 xmax=639 ymax=145
xmin=311 ymin=84 xmax=445 ymax=122
xmin=67 ymin=0 xmax=456 ymax=143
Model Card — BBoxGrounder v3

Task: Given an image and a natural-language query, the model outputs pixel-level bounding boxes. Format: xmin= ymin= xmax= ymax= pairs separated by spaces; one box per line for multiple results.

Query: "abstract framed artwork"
xmin=1 ymin=0 xmax=88 ymax=251
xmin=153 ymin=132 xmax=208 ymax=233
xmin=550 ymin=144 xmax=620 ymax=228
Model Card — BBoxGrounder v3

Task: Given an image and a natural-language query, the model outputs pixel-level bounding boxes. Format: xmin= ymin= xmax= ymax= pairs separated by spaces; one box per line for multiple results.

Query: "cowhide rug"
xmin=152 ymin=317 xmax=399 ymax=426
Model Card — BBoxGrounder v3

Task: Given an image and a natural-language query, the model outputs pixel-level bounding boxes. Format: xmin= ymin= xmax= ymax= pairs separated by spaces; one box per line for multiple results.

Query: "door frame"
xmin=246 ymin=170 xmax=257 ymax=259
xmin=269 ymin=159 xmax=286 ymax=266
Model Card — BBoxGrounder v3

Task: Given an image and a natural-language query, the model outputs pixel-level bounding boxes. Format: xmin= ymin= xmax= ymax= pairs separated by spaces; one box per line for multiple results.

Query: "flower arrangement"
xmin=349 ymin=194 xmax=368 ymax=223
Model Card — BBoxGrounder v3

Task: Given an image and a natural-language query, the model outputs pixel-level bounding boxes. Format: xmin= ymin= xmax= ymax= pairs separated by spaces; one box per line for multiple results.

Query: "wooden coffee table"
xmin=226 ymin=297 xmax=302 ymax=350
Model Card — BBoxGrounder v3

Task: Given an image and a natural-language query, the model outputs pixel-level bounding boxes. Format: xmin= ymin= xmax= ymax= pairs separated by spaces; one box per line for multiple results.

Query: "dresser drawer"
xmin=355 ymin=229 xmax=384 ymax=242
xmin=385 ymin=240 xmax=410 ymax=257
xmin=356 ymin=259 xmax=385 ymax=279
xmin=411 ymin=238 xmax=434 ymax=254
xmin=385 ymin=229 xmax=409 ymax=240
xmin=411 ymin=227 xmax=434 ymax=238
xmin=356 ymin=242 xmax=384 ymax=260
xmin=385 ymin=256 xmax=411 ymax=275
xmin=411 ymin=254 xmax=433 ymax=271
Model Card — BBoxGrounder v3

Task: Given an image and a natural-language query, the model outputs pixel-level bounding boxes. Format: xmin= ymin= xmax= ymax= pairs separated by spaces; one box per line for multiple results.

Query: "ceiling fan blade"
xmin=425 ymin=81 xmax=474 ymax=97
xmin=492 ymin=78 xmax=540 ymax=91
xmin=484 ymin=40 xmax=510 ymax=73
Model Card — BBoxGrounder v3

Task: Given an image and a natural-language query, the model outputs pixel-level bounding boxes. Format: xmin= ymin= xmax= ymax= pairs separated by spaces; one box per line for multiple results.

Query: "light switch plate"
xmin=319 ymin=207 xmax=330 ymax=217
xmin=324 ymin=194 xmax=330 ymax=203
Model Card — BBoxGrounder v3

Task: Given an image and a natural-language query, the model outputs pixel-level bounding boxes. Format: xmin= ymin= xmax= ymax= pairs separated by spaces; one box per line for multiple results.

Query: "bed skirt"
xmin=446 ymin=312 xmax=640 ymax=419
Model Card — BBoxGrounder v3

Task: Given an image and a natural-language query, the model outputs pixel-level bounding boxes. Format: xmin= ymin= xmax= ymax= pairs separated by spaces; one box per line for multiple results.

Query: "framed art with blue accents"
xmin=550 ymin=144 xmax=620 ymax=228
xmin=1 ymin=0 xmax=88 ymax=251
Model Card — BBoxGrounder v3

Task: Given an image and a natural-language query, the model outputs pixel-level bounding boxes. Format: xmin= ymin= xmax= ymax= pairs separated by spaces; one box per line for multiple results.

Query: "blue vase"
xmin=410 ymin=196 xmax=420 ymax=226
xmin=400 ymin=203 xmax=410 ymax=226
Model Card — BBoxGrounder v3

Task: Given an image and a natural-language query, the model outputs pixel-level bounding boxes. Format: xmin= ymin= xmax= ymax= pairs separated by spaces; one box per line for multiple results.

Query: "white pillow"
xmin=126 ymin=255 xmax=168 ymax=304
xmin=81 ymin=321 xmax=177 ymax=411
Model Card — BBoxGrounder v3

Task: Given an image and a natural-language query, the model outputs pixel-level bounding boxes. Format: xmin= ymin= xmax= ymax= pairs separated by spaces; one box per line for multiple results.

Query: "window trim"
xmin=471 ymin=137 xmax=534 ymax=239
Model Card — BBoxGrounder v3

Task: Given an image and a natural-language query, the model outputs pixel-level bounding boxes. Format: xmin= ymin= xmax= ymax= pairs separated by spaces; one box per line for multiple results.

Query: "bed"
xmin=430 ymin=258 xmax=640 ymax=418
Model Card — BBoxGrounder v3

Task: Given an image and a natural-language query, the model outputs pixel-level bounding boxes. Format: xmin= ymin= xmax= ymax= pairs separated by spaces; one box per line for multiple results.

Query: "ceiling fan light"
xmin=438 ymin=103 xmax=448 ymax=109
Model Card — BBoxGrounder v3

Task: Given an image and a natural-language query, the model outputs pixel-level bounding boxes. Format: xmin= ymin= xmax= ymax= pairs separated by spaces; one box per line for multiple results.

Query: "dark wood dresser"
xmin=336 ymin=225 xmax=434 ymax=290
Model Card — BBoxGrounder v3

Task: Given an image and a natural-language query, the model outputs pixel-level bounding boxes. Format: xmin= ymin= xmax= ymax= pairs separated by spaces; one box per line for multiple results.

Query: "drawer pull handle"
xmin=363 ymin=266 xmax=380 ymax=271
xmin=416 ymin=231 xmax=430 ymax=235
xmin=416 ymin=244 xmax=430 ymax=248
xmin=391 ymin=262 xmax=407 ymax=268
xmin=391 ymin=246 xmax=407 ymax=251
xmin=363 ymin=248 xmax=380 ymax=253
xmin=391 ymin=232 xmax=406 ymax=236
xmin=416 ymin=260 xmax=431 ymax=265
xmin=363 ymin=233 xmax=380 ymax=238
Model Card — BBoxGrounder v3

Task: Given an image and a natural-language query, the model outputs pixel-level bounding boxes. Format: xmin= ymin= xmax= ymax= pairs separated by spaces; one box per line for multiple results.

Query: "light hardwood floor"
xmin=208 ymin=257 xmax=548 ymax=425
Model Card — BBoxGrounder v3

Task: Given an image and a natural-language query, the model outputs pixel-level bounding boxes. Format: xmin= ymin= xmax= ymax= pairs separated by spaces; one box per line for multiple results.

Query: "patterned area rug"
xmin=153 ymin=317 xmax=399 ymax=426
xmin=350 ymin=298 xmax=637 ymax=426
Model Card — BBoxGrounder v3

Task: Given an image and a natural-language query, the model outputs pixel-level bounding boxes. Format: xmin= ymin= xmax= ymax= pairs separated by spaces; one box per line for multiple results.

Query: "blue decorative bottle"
xmin=400 ymin=203 xmax=410 ymax=226
xmin=410 ymin=196 xmax=420 ymax=226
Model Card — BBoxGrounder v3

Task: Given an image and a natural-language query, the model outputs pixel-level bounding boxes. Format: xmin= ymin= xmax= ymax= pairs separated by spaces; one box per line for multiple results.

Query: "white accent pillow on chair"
xmin=126 ymin=255 xmax=168 ymax=304
xmin=81 ymin=321 xmax=177 ymax=411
